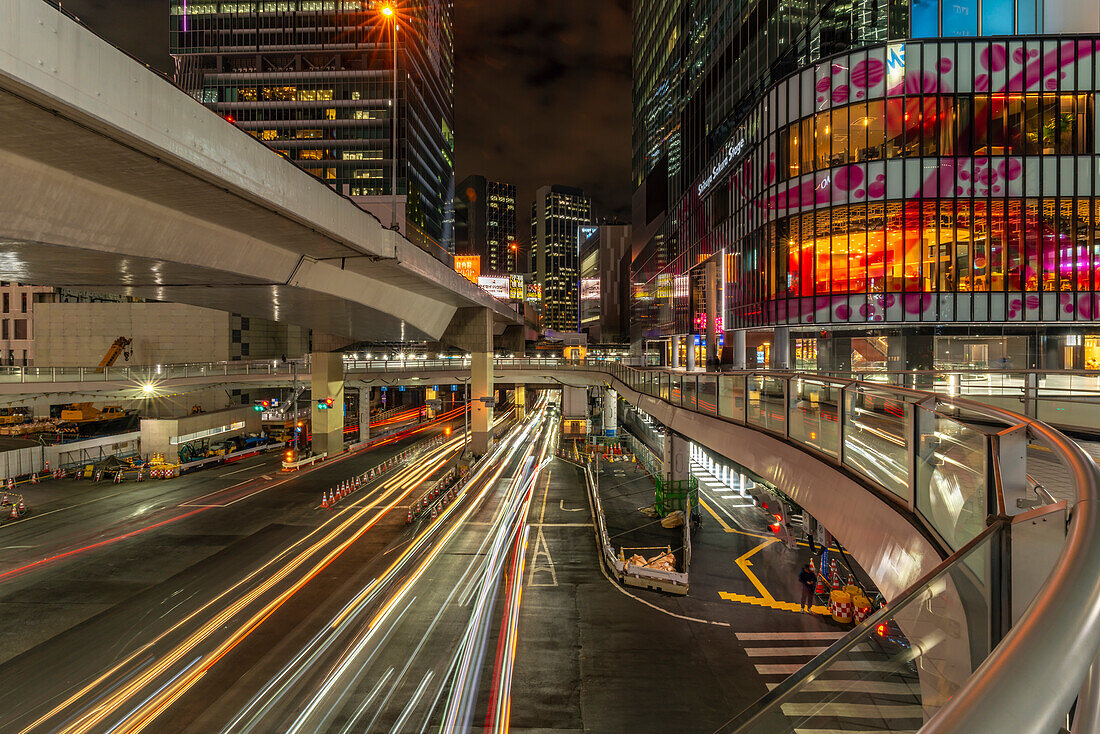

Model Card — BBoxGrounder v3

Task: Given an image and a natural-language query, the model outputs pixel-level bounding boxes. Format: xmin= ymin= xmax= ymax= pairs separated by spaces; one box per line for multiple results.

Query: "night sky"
xmin=59 ymin=0 xmax=633 ymax=234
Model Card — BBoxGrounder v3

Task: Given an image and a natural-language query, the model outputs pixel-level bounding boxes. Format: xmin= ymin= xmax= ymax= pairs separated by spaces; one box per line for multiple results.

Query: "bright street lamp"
xmin=379 ymin=4 xmax=399 ymax=230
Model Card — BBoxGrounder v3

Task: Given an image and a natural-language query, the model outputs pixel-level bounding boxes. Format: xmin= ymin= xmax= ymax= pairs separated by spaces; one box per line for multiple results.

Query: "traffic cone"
xmin=0 ymin=494 xmax=6 ymax=506
xmin=322 ymin=494 xmax=329 ymax=509
xmin=847 ymin=573 xmax=855 ymax=588
xmin=406 ymin=510 xmax=412 ymax=524
xmin=115 ymin=471 xmax=122 ymax=484
xmin=8 ymin=505 xmax=17 ymax=520
xmin=6 ymin=478 xmax=12 ymax=492
xmin=832 ymin=567 xmax=841 ymax=591
xmin=815 ymin=561 xmax=827 ymax=595
xmin=16 ymin=499 xmax=25 ymax=515
xmin=31 ymin=472 xmax=38 ymax=485
xmin=138 ymin=470 xmax=144 ymax=481
xmin=431 ymin=504 xmax=438 ymax=519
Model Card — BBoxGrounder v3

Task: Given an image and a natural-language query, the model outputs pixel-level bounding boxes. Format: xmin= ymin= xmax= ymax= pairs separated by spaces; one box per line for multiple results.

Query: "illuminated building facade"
xmin=580 ymin=224 xmax=632 ymax=343
xmin=532 ymin=185 xmax=593 ymax=333
xmin=632 ymin=0 xmax=1100 ymax=370
xmin=169 ymin=0 xmax=455 ymax=255
xmin=455 ymin=176 xmax=519 ymax=274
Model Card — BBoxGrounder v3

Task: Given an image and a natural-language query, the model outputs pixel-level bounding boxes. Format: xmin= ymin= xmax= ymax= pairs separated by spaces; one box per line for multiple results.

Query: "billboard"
xmin=580 ymin=277 xmax=600 ymax=301
xmin=478 ymin=276 xmax=510 ymax=299
xmin=454 ymin=255 xmax=480 ymax=283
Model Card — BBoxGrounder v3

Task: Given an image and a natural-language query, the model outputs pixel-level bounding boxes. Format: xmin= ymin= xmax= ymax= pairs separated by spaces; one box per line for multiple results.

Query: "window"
xmin=325 ymin=108 xmax=336 ymax=120
xmin=296 ymin=129 xmax=323 ymax=139
xmin=20 ymin=293 xmax=26 ymax=313
xmin=343 ymin=150 xmax=382 ymax=160
xmin=299 ymin=149 xmax=324 ymax=160
xmin=1 ymin=321 xmax=7 ymax=340
xmin=13 ymin=320 xmax=27 ymax=340
xmin=260 ymin=129 xmax=279 ymax=141
xmin=2 ymin=294 xmax=7 ymax=313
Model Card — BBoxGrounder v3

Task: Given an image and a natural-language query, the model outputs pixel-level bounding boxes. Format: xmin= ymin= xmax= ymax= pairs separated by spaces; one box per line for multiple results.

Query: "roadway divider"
xmin=281 ymin=452 xmax=328 ymax=471
xmin=583 ymin=461 xmax=689 ymax=595
xmin=405 ymin=466 xmax=466 ymax=524
xmin=322 ymin=433 xmax=446 ymax=509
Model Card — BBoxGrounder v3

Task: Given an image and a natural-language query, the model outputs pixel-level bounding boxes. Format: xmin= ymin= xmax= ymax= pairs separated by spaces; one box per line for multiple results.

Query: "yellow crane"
xmin=95 ymin=337 xmax=132 ymax=373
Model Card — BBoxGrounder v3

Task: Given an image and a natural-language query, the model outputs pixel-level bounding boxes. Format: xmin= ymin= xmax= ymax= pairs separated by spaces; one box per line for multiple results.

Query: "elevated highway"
xmin=0 ymin=0 xmax=518 ymax=343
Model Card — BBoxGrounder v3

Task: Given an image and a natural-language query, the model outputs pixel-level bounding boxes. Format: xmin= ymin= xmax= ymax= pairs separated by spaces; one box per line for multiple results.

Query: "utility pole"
xmin=291 ymin=360 xmax=299 ymax=453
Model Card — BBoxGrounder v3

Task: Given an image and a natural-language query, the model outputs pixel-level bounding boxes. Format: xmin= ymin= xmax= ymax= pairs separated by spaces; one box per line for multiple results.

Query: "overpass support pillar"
xmin=602 ymin=388 xmax=617 ymax=437
xmin=670 ymin=336 xmax=681 ymax=369
xmin=686 ymin=337 xmax=696 ymax=371
xmin=562 ymin=386 xmax=587 ymax=418
xmin=311 ymin=352 xmax=344 ymax=457
xmin=425 ymin=386 xmax=438 ymax=419
xmin=514 ymin=385 xmax=526 ymax=419
xmin=358 ymin=384 xmax=370 ymax=443
xmin=731 ymin=330 xmax=746 ymax=369
xmin=663 ymin=432 xmax=690 ymax=483
xmin=443 ymin=307 xmax=495 ymax=455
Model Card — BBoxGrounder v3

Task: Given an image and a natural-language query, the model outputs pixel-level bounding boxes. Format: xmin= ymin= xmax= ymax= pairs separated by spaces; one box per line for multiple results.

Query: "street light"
xmin=510 ymin=242 xmax=518 ymax=273
xmin=379 ymin=4 xmax=399 ymax=231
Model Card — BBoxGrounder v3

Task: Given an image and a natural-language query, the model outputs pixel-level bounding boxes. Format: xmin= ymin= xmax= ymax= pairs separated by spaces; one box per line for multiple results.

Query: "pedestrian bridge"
xmin=0 ymin=0 xmax=518 ymax=342
xmin=2 ymin=356 xmax=1098 ymax=731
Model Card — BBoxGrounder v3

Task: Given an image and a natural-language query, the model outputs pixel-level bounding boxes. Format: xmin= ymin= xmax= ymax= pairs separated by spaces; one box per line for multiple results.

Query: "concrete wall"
xmin=34 ymin=303 xmax=231 ymax=366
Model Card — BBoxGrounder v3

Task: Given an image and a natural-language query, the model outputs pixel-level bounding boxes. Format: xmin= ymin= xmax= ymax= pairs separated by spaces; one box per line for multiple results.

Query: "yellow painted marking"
xmin=719 ymin=591 xmax=830 ymax=615
xmin=699 ymin=498 xmax=733 ymax=532
xmin=735 ymin=538 xmax=778 ymax=601
xmin=697 ymin=495 xmax=852 ymax=555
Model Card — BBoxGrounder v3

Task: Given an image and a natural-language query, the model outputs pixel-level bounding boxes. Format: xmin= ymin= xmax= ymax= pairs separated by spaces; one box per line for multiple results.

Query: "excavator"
xmin=94 ymin=337 xmax=132 ymax=373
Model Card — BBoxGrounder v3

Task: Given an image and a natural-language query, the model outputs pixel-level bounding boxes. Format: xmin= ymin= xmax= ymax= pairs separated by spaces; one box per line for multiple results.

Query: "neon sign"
xmin=697 ymin=137 xmax=746 ymax=197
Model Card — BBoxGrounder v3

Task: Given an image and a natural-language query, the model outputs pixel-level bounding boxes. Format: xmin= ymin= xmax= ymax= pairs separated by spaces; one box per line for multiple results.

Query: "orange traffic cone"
xmin=832 ymin=567 xmax=841 ymax=592
xmin=847 ymin=573 xmax=855 ymax=588
xmin=322 ymin=494 xmax=329 ymax=509
xmin=31 ymin=472 xmax=38 ymax=485
xmin=16 ymin=500 xmax=25 ymax=515
xmin=431 ymin=504 xmax=438 ymax=520
xmin=406 ymin=510 xmax=413 ymax=524
xmin=8 ymin=505 xmax=17 ymax=520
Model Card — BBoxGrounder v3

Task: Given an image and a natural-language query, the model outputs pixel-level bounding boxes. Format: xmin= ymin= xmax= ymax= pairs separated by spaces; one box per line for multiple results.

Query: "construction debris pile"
xmin=624 ymin=551 xmax=677 ymax=573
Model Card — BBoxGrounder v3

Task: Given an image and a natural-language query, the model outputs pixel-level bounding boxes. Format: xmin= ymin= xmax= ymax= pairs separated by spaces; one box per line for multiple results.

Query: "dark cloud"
xmin=57 ymin=1 xmax=633 ymax=232
xmin=454 ymin=1 xmax=632 ymax=229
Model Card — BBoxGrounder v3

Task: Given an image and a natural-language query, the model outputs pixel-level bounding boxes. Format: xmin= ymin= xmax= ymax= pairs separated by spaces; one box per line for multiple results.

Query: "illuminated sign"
xmin=526 ymin=282 xmax=542 ymax=301
xmin=478 ymin=276 xmax=510 ymax=299
xmin=509 ymin=274 xmax=525 ymax=300
xmin=886 ymin=42 xmax=906 ymax=91
xmin=577 ymin=225 xmax=598 ymax=252
xmin=580 ymin=278 xmax=600 ymax=301
xmin=697 ymin=137 xmax=747 ymax=197
xmin=693 ymin=313 xmax=724 ymax=331
xmin=454 ymin=255 xmax=480 ymax=283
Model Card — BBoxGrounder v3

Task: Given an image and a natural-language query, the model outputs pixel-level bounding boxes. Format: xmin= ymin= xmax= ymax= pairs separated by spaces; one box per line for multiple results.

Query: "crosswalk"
xmin=735 ymin=630 xmax=925 ymax=734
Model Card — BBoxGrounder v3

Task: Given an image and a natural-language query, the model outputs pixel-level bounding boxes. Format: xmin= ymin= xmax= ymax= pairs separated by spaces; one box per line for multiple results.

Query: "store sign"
xmin=697 ymin=136 xmax=747 ymax=197
xmin=509 ymin=274 xmax=525 ymax=300
xmin=478 ymin=276 xmax=510 ymax=299
xmin=526 ymin=282 xmax=542 ymax=301
xmin=577 ymin=225 xmax=598 ymax=252
xmin=580 ymin=278 xmax=600 ymax=301
xmin=887 ymin=42 xmax=906 ymax=91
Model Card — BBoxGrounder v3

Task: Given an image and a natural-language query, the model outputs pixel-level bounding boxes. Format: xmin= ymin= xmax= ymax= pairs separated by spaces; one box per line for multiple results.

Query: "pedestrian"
xmin=798 ymin=563 xmax=816 ymax=613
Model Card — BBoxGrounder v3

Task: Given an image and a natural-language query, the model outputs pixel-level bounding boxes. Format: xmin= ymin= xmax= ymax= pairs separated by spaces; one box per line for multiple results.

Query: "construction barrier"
xmin=830 ymin=589 xmax=853 ymax=624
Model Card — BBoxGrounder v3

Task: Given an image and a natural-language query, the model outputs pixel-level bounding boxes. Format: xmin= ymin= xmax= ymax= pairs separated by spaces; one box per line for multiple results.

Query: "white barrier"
xmin=281 ymin=452 xmax=327 ymax=471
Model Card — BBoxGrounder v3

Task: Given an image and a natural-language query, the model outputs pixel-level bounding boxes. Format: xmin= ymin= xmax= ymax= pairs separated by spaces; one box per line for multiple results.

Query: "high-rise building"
xmin=531 ymin=185 xmax=592 ymax=333
xmin=169 ymin=0 xmax=455 ymax=254
xmin=632 ymin=0 xmax=1100 ymax=371
xmin=580 ymin=224 xmax=632 ymax=343
xmin=454 ymin=176 xmax=519 ymax=274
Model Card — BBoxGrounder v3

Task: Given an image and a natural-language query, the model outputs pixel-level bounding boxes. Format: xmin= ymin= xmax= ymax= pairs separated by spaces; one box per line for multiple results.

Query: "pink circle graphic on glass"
xmin=850 ymin=58 xmax=884 ymax=88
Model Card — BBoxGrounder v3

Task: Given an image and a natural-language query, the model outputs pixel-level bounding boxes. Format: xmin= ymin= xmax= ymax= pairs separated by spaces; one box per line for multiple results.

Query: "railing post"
xmin=838 ymin=383 xmax=848 ymax=465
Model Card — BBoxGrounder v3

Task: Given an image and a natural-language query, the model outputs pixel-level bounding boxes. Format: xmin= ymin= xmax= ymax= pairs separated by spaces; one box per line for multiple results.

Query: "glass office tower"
xmin=632 ymin=0 xmax=1100 ymax=371
xmin=170 ymin=0 xmax=455 ymax=254
xmin=532 ymin=185 xmax=593 ymax=333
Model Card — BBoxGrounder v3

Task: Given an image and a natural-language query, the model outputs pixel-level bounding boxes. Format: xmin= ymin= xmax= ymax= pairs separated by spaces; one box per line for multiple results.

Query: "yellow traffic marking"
xmin=699 ymin=498 xmax=733 ymax=532
xmin=735 ymin=538 xmax=778 ymax=601
xmin=718 ymin=591 xmax=829 ymax=615
xmin=697 ymin=496 xmax=852 ymax=555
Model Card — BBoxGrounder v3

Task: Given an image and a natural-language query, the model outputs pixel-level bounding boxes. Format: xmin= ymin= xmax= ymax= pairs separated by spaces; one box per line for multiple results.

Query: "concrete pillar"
xmin=471 ymin=351 xmax=493 ymax=454
xmin=563 ymin=386 xmax=587 ymax=418
xmin=311 ymin=352 xmax=344 ymax=457
xmin=514 ymin=384 xmax=526 ymax=419
xmin=662 ymin=432 xmax=690 ymax=483
xmin=705 ymin=258 xmax=719 ymax=368
xmin=442 ymin=307 xmax=495 ymax=455
xmin=602 ymin=388 xmax=617 ymax=437
xmin=358 ymin=384 xmax=370 ymax=443
xmin=731 ymin=330 xmax=746 ymax=369
xmin=670 ymin=336 xmax=681 ymax=369
xmin=770 ymin=326 xmax=791 ymax=370
xmin=686 ymin=336 xmax=696 ymax=371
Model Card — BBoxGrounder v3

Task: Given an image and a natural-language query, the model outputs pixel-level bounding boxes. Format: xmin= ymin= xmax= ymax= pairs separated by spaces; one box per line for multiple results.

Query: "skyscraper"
xmin=531 ymin=185 xmax=592 ymax=333
xmin=169 ymin=0 xmax=455 ymax=254
xmin=632 ymin=0 xmax=1100 ymax=372
xmin=454 ymin=176 xmax=518 ymax=274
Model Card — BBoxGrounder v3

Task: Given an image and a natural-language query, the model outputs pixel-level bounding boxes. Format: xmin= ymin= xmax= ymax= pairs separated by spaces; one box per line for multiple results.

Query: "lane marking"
xmin=527 ymin=526 xmax=557 ymax=587
xmin=780 ymin=702 xmax=924 ymax=718
xmin=743 ymin=645 xmax=829 ymax=657
xmin=221 ymin=465 xmax=258 ymax=476
xmin=735 ymin=537 xmax=778 ymax=601
xmin=719 ymin=591 xmax=829 ymax=615
xmin=755 ymin=660 xmax=898 ymax=674
xmin=558 ymin=499 xmax=583 ymax=512
xmin=737 ymin=631 xmax=845 ymax=641
xmin=767 ymin=680 xmax=921 ymax=695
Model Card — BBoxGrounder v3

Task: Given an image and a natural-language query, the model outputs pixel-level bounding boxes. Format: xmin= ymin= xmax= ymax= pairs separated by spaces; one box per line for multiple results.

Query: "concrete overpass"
xmin=0 ymin=0 xmax=518 ymax=345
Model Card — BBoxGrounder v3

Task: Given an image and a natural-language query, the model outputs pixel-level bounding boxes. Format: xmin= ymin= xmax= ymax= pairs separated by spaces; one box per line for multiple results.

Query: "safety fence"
xmin=583 ymin=462 xmax=688 ymax=596
xmin=320 ymin=433 xmax=447 ymax=509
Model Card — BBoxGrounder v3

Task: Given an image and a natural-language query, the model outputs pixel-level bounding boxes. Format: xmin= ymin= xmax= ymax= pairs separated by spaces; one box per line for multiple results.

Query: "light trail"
xmin=20 ymin=434 xmax=464 ymax=734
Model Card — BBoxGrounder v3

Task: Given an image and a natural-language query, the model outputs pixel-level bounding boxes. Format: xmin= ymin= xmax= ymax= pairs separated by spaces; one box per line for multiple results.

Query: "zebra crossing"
xmin=736 ymin=630 xmax=925 ymax=733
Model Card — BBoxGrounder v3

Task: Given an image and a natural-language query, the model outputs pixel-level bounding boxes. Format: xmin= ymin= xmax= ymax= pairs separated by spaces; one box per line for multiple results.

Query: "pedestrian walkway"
xmin=734 ymin=630 xmax=924 ymax=733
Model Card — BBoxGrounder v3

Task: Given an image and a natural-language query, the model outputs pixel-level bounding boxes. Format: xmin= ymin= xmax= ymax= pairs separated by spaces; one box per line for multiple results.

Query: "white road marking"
xmin=744 ymin=646 xmax=829 ymax=657
xmin=767 ymin=680 xmax=921 ymax=695
xmin=780 ymin=702 xmax=924 ymax=718
xmin=737 ymin=631 xmax=846 ymax=641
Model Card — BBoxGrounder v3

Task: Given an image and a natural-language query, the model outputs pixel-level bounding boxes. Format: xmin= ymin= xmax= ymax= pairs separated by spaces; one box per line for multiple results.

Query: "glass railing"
xmin=718 ymin=522 xmax=1004 ymax=734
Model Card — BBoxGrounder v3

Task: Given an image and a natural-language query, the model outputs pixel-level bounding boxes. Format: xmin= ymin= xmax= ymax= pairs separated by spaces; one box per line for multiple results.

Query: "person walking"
xmin=798 ymin=563 xmax=816 ymax=613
